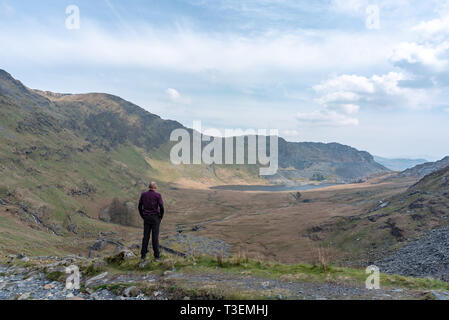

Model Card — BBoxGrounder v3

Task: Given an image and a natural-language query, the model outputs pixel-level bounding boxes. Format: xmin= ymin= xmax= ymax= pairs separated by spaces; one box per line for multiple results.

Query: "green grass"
xmin=102 ymin=252 xmax=449 ymax=292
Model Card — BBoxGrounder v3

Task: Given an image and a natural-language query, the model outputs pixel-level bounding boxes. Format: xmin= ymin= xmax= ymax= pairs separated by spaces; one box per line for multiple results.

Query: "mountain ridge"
xmin=397 ymin=156 xmax=449 ymax=178
xmin=1 ymin=68 xmax=388 ymax=183
xmin=374 ymin=156 xmax=428 ymax=172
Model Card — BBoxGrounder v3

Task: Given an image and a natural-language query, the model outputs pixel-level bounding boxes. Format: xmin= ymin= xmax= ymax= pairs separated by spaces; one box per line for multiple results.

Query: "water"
xmin=210 ymin=183 xmax=340 ymax=192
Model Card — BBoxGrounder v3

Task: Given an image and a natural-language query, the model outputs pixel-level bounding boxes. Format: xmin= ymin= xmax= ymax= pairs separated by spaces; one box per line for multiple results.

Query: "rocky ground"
xmin=377 ymin=225 xmax=449 ymax=282
xmin=0 ymin=254 xmax=154 ymax=300
xmin=0 ymin=264 xmax=126 ymax=300
xmin=0 ymin=252 xmax=445 ymax=300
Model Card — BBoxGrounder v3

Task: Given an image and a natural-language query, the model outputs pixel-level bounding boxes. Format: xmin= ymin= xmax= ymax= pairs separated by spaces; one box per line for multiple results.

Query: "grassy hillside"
xmin=310 ymin=166 xmax=449 ymax=266
xmin=0 ymin=70 xmax=267 ymax=254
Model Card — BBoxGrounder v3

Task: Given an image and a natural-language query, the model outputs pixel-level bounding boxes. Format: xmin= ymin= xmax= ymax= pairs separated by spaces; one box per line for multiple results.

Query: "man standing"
xmin=138 ymin=181 xmax=164 ymax=261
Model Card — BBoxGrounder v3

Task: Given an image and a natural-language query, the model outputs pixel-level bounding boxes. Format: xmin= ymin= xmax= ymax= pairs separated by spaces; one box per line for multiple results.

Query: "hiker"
xmin=138 ymin=181 xmax=164 ymax=261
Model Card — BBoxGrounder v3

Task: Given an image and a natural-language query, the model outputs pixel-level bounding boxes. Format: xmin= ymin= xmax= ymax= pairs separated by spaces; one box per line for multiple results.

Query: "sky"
xmin=0 ymin=0 xmax=448 ymax=160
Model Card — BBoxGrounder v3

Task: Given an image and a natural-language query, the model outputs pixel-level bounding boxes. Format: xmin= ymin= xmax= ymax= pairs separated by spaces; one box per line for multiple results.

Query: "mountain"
xmin=373 ymin=156 xmax=427 ymax=172
xmin=312 ymin=163 xmax=449 ymax=268
xmin=396 ymin=156 xmax=449 ymax=178
xmin=375 ymin=165 xmax=449 ymax=280
xmin=273 ymin=141 xmax=388 ymax=183
xmin=0 ymin=69 xmax=388 ymax=254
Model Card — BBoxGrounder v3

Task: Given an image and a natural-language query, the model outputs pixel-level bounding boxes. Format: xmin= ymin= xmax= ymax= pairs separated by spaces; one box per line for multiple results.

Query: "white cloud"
xmin=340 ymin=104 xmax=360 ymax=114
xmin=281 ymin=129 xmax=300 ymax=137
xmin=166 ymin=88 xmax=181 ymax=100
xmin=318 ymin=91 xmax=360 ymax=105
xmin=390 ymin=12 xmax=449 ymax=90
xmin=0 ymin=21 xmax=396 ymax=76
xmin=314 ymin=74 xmax=375 ymax=94
xmin=296 ymin=110 xmax=359 ymax=126
xmin=301 ymin=71 xmax=431 ymax=128
xmin=331 ymin=0 xmax=369 ymax=14
xmin=165 ymin=87 xmax=192 ymax=105
xmin=330 ymin=0 xmax=411 ymax=16
xmin=413 ymin=14 xmax=449 ymax=36
xmin=313 ymin=71 xmax=416 ymax=113
xmin=391 ymin=41 xmax=449 ymax=70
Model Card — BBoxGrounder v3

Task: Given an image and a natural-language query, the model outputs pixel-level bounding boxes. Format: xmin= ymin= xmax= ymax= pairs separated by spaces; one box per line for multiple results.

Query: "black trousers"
xmin=141 ymin=214 xmax=161 ymax=258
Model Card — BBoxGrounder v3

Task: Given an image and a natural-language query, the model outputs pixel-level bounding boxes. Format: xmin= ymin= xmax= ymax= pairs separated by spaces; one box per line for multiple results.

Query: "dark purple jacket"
xmin=138 ymin=189 xmax=164 ymax=219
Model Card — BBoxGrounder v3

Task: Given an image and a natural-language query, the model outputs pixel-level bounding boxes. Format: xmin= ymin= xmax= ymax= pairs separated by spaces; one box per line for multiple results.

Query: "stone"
xmin=16 ymin=253 xmax=27 ymax=259
xmin=67 ymin=296 xmax=84 ymax=300
xmin=85 ymin=272 xmax=108 ymax=287
xmin=44 ymin=283 xmax=55 ymax=290
xmin=139 ymin=261 xmax=151 ymax=269
xmin=123 ymin=286 xmax=141 ymax=297
xmin=121 ymin=249 xmax=135 ymax=260
xmin=154 ymin=291 xmax=162 ymax=297
xmin=18 ymin=293 xmax=31 ymax=300
xmin=89 ymin=240 xmax=106 ymax=251
xmin=108 ymin=250 xmax=136 ymax=264
xmin=431 ymin=290 xmax=449 ymax=300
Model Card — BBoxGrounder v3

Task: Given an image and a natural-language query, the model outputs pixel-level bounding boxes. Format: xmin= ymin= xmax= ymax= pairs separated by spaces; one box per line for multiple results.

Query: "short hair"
xmin=149 ymin=181 xmax=157 ymax=189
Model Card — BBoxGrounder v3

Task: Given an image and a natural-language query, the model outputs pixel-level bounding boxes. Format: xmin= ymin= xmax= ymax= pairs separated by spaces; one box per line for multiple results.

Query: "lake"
xmin=210 ymin=183 xmax=340 ymax=192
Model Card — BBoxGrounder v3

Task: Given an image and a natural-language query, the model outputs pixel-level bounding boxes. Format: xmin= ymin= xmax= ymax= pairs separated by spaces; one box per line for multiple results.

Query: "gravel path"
xmin=165 ymin=271 xmax=419 ymax=300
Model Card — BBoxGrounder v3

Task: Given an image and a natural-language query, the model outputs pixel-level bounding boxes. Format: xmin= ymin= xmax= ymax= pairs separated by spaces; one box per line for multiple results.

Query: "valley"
xmin=1 ymin=69 xmax=449 ymax=300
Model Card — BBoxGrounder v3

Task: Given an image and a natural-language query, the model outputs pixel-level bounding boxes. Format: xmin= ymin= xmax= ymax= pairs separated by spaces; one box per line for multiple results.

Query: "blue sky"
xmin=1 ymin=0 xmax=448 ymax=160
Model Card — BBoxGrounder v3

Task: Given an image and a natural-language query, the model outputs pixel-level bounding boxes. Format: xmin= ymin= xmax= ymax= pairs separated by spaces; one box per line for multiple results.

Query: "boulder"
xmin=431 ymin=290 xmax=449 ymax=300
xmin=89 ymin=240 xmax=107 ymax=251
xmin=85 ymin=272 xmax=108 ymax=288
xmin=17 ymin=293 xmax=31 ymax=300
xmin=123 ymin=286 xmax=141 ymax=297
xmin=107 ymin=250 xmax=136 ymax=264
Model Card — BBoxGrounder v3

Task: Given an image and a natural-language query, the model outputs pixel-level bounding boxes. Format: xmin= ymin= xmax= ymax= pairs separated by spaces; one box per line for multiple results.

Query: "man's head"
xmin=149 ymin=181 xmax=157 ymax=190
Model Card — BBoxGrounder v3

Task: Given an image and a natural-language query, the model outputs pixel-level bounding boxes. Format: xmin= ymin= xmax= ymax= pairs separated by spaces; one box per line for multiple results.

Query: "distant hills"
xmin=373 ymin=156 xmax=427 ymax=172
xmin=396 ymin=156 xmax=449 ymax=178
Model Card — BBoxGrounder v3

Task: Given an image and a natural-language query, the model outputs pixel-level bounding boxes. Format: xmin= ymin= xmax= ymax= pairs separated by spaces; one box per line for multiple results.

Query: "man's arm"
xmin=138 ymin=195 xmax=144 ymax=219
xmin=159 ymin=195 xmax=164 ymax=220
